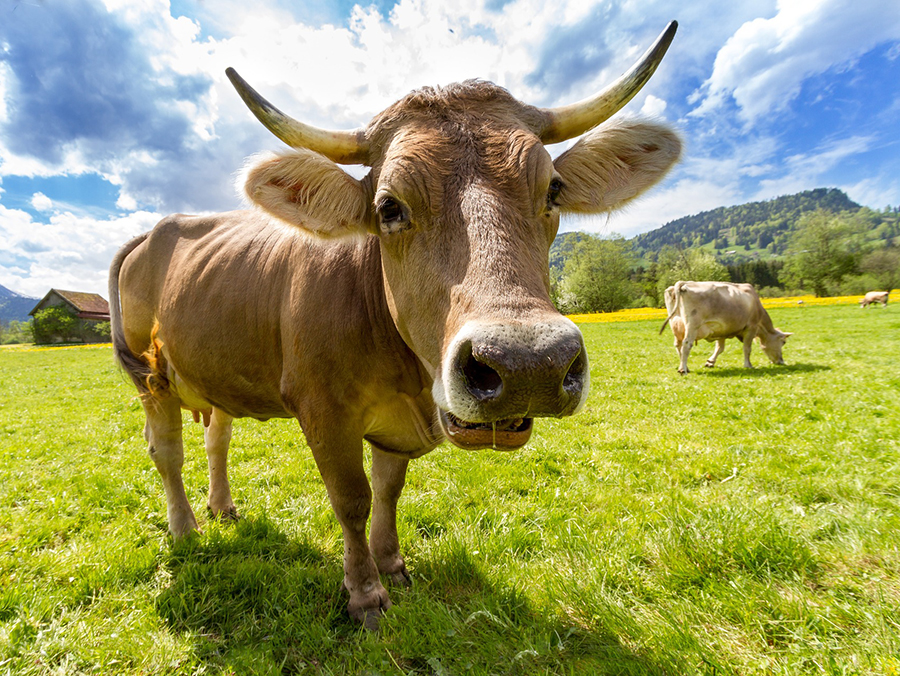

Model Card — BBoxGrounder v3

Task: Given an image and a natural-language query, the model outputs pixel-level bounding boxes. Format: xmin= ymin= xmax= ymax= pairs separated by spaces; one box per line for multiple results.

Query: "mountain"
xmin=550 ymin=188 xmax=900 ymax=272
xmin=0 ymin=285 xmax=39 ymax=324
xmin=630 ymin=188 xmax=897 ymax=259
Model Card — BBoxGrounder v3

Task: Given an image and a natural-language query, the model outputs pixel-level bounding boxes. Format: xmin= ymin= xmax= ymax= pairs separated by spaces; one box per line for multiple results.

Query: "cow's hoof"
xmin=207 ymin=505 xmax=240 ymax=522
xmin=704 ymin=361 xmax=715 ymax=368
xmin=348 ymin=586 xmax=392 ymax=631
xmin=387 ymin=565 xmax=412 ymax=588
xmin=359 ymin=609 xmax=383 ymax=632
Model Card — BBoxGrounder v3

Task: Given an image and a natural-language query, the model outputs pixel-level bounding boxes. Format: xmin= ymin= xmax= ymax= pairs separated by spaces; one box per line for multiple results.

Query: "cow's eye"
xmin=547 ymin=178 xmax=564 ymax=208
xmin=377 ymin=197 xmax=408 ymax=233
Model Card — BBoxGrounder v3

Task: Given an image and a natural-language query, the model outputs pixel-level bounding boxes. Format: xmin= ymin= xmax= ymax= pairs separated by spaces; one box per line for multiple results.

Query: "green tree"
xmin=0 ymin=319 xmax=34 ymax=344
xmin=782 ymin=210 xmax=860 ymax=296
xmin=859 ymin=247 xmax=900 ymax=292
xmin=33 ymin=306 xmax=79 ymax=344
xmin=559 ymin=234 xmax=639 ymax=313
xmin=655 ymin=245 xmax=730 ymax=302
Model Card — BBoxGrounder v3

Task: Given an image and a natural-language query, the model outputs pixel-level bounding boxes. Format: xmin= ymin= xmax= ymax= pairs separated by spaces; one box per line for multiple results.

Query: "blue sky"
xmin=1 ymin=0 xmax=899 ymax=297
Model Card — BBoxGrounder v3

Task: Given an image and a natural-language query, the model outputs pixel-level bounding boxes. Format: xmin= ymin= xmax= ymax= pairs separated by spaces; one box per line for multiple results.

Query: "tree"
xmin=32 ymin=306 xmax=79 ymax=344
xmin=559 ymin=235 xmax=639 ymax=313
xmin=781 ymin=210 xmax=860 ymax=296
xmin=0 ymin=319 xmax=34 ymax=344
xmin=655 ymin=245 xmax=730 ymax=302
xmin=859 ymin=247 xmax=900 ymax=292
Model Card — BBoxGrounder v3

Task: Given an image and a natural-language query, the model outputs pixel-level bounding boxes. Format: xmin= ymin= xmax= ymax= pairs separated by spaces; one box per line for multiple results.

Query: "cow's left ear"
xmin=552 ymin=120 xmax=682 ymax=214
xmin=244 ymin=150 xmax=372 ymax=238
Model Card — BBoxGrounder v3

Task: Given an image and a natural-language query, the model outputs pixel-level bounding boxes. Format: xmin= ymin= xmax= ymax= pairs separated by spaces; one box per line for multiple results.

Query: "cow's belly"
xmin=164 ymin=349 xmax=291 ymax=421
xmin=694 ymin=319 xmax=742 ymax=342
xmin=363 ymin=392 xmax=442 ymax=458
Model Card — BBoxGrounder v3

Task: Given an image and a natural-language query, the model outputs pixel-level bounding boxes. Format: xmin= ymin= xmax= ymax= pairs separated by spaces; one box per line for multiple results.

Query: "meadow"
xmin=0 ymin=303 xmax=898 ymax=675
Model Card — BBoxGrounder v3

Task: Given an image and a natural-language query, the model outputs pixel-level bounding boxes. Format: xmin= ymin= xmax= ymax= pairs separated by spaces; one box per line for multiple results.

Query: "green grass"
xmin=1 ymin=305 xmax=898 ymax=675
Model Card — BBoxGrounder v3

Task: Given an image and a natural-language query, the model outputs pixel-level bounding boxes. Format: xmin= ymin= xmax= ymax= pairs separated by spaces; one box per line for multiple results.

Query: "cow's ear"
xmin=244 ymin=150 xmax=372 ymax=238
xmin=552 ymin=120 xmax=681 ymax=214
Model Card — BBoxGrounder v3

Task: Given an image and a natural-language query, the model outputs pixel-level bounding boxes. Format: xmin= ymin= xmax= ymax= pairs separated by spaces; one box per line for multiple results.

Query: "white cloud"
xmin=0 ymin=204 xmax=162 ymax=297
xmin=691 ymin=0 xmax=900 ymax=124
xmin=842 ymin=176 xmax=900 ymax=210
xmin=31 ymin=192 xmax=53 ymax=212
xmin=640 ymin=95 xmax=668 ymax=118
xmin=754 ymin=135 xmax=875 ymax=198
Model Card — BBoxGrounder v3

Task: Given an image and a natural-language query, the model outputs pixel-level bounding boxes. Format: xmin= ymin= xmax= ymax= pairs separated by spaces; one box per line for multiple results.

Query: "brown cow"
xmin=109 ymin=23 xmax=681 ymax=628
xmin=661 ymin=281 xmax=792 ymax=373
xmin=860 ymin=291 xmax=889 ymax=307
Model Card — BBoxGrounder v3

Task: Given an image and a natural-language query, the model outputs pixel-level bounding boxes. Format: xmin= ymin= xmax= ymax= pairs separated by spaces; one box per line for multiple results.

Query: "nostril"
xmin=563 ymin=348 xmax=587 ymax=395
xmin=460 ymin=345 xmax=503 ymax=401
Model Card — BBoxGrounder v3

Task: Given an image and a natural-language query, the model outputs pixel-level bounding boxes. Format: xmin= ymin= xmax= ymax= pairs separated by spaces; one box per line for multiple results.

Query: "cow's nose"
xmin=444 ymin=320 xmax=589 ymax=420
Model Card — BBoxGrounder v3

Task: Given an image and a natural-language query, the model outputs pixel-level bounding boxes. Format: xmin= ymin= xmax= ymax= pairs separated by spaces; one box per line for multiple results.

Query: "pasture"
xmin=0 ymin=304 xmax=898 ymax=675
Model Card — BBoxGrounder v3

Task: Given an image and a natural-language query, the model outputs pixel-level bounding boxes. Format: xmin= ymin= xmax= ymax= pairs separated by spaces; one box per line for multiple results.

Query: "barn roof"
xmin=30 ymin=289 xmax=110 ymax=318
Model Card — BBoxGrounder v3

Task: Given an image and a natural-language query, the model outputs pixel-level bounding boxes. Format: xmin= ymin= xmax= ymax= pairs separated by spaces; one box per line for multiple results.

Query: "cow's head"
xmin=760 ymin=330 xmax=792 ymax=365
xmin=228 ymin=22 xmax=682 ymax=450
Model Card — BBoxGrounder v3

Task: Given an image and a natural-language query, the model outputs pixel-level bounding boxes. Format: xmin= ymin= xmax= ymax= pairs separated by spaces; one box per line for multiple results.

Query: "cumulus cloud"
xmin=690 ymin=0 xmax=900 ymax=124
xmin=31 ymin=192 xmax=53 ymax=212
xmin=0 ymin=203 xmax=162 ymax=297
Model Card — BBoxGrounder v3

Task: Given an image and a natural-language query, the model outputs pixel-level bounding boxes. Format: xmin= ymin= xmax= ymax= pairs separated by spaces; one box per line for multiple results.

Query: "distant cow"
xmin=660 ymin=281 xmax=792 ymax=374
xmin=110 ymin=24 xmax=681 ymax=628
xmin=860 ymin=291 xmax=889 ymax=308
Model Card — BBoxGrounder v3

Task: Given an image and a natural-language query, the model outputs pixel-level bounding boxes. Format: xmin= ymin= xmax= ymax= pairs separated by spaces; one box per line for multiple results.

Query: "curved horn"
xmin=539 ymin=21 xmax=678 ymax=144
xmin=226 ymin=67 xmax=369 ymax=165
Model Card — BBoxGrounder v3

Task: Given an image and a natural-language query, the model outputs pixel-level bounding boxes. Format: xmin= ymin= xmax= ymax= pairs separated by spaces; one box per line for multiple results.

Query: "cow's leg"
xmin=142 ymin=395 xmax=199 ymax=538
xmin=205 ymin=407 xmax=238 ymax=520
xmin=679 ymin=329 xmax=695 ymax=374
xmin=743 ymin=332 xmax=756 ymax=368
xmin=307 ymin=428 xmax=390 ymax=630
xmin=369 ymin=446 xmax=411 ymax=586
xmin=705 ymin=338 xmax=726 ymax=367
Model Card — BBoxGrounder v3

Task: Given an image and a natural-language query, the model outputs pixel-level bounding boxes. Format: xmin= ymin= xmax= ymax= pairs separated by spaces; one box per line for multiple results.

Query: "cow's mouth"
xmin=438 ymin=409 xmax=533 ymax=450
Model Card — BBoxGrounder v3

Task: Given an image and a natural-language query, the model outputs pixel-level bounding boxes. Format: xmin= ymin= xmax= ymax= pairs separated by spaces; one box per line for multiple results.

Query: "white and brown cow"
xmin=109 ymin=23 xmax=681 ymax=628
xmin=660 ymin=281 xmax=792 ymax=374
xmin=860 ymin=291 xmax=889 ymax=308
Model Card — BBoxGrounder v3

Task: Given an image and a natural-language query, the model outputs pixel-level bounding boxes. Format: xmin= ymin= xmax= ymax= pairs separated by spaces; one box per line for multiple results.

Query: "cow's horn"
xmin=226 ymin=68 xmax=369 ymax=165
xmin=538 ymin=21 xmax=677 ymax=144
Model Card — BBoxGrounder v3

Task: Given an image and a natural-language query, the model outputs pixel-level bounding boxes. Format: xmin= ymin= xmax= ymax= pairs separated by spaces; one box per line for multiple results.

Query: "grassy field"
xmin=1 ymin=304 xmax=898 ymax=675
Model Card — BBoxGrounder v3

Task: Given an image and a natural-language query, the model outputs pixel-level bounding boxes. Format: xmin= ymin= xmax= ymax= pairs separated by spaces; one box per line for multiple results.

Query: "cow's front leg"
xmin=142 ymin=395 xmax=199 ymax=538
xmin=370 ymin=446 xmax=411 ymax=586
xmin=705 ymin=338 xmax=726 ymax=367
xmin=307 ymin=428 xmax=390 ymax=630
xmin=205 ymin=407 xmax=238 ymax=520
xmin=742 ymin=333 xmax=756 ymax=368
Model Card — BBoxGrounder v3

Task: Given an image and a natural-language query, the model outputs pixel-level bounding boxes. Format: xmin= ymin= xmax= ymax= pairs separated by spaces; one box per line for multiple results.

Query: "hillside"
xmin=550 ymin=188 xmax=900 ymax=272
xmin=631 ymin=188 xmax=898 ymax=259
xmin=0 ymin=285 xmax=38 ymax=324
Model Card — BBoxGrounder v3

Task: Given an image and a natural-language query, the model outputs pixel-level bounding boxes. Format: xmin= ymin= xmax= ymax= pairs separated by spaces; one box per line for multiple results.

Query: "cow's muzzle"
xmin=434 ymin=319 xmax=589 ymax=450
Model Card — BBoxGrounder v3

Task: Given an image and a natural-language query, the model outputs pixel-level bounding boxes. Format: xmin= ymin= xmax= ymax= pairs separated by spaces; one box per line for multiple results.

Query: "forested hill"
xmin=630 ymin=188 xmax=861 ymax=257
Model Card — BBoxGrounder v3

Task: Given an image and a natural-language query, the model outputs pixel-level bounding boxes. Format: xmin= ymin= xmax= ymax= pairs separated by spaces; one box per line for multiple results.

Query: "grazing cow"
xmin=110 ymin=23 xmax=681 ymax=627
xmin=660 ymin=281 xmax=792 ymax=374
xmin=860 ymin=291 xmax=889 ymax=308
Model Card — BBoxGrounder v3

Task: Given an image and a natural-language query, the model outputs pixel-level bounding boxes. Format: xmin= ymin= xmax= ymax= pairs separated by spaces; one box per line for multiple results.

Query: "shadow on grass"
xmin=696 ymin=362 xmax=831 ymax=378
xmin=154 ymin=516 xmax=681 ymax=674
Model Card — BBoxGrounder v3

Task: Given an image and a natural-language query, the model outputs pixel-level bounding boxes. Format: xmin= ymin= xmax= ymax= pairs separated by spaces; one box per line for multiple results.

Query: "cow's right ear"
xmin=244 ymin=150 xmax=372 ymax=239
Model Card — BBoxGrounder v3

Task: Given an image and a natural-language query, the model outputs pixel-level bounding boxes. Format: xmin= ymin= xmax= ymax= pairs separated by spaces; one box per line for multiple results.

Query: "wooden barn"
xmin=29 ymin=289 xmax=111 ymax=344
